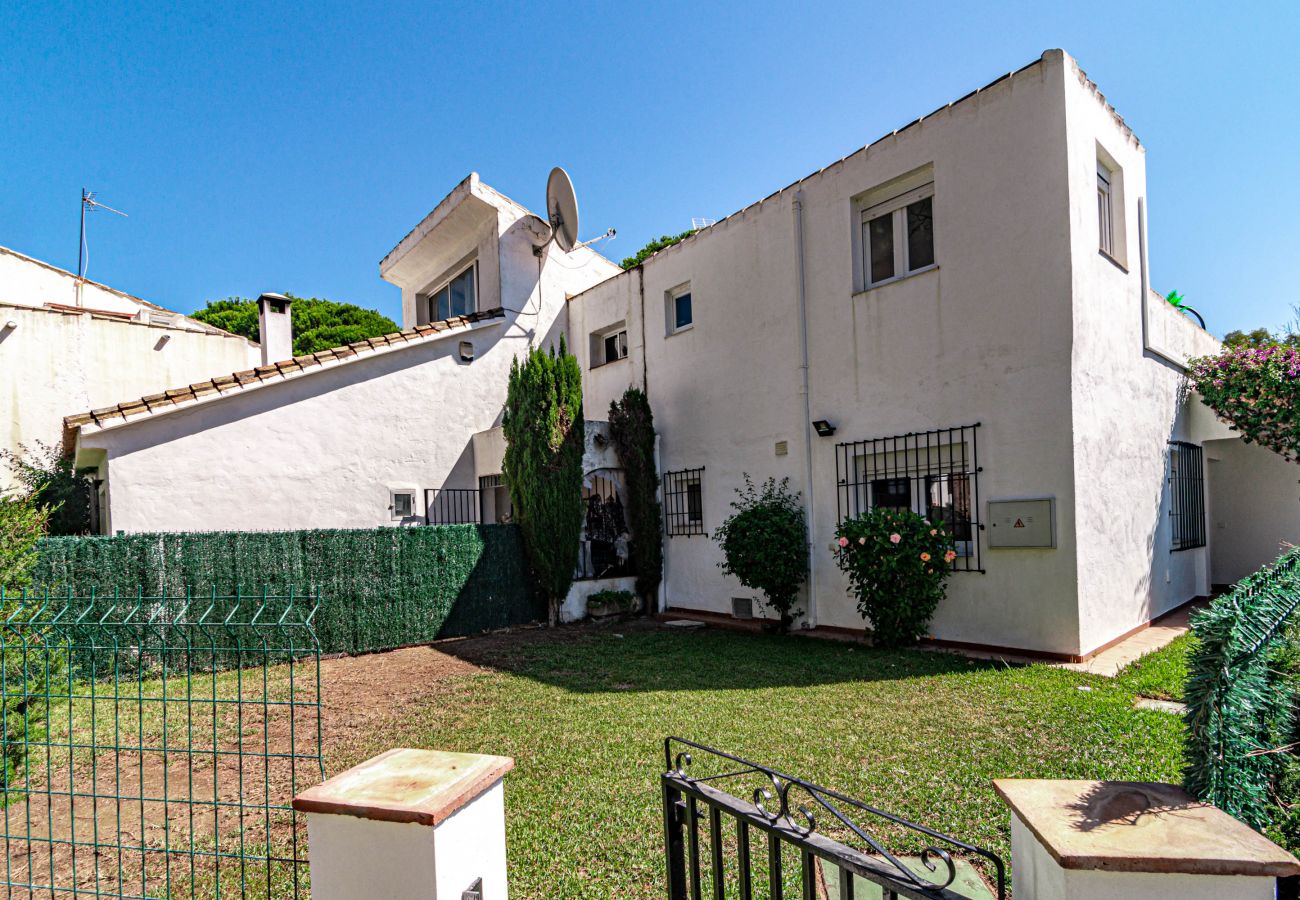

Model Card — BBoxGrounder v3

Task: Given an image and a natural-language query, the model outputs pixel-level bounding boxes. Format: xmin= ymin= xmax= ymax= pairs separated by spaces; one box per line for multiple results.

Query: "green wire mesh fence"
xmin=31 ymin=525 xmax=543 ymax=655
xmin=1184 ymin=546 xmax=1300 ymax=829
xmin=0 ymin=588 xmax=323 ymax=899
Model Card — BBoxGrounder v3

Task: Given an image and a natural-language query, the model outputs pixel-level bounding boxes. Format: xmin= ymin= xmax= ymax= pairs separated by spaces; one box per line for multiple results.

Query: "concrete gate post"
xmin=995 ymin=779 xmax=1300 ymax=899
xmin=293 ymin=748 xmax=514 ymax=900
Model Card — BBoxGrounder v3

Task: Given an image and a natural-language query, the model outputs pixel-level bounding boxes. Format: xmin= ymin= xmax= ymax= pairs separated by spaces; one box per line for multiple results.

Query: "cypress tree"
xmin=502 ymin=337 xmax=585 ymax=624
xmin=608 ymin=388 xmax=663 ymax=607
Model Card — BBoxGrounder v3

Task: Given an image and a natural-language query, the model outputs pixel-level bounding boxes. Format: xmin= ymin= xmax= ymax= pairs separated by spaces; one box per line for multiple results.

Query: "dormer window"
xmin=426 ymin=262 xmax=477 ymax=322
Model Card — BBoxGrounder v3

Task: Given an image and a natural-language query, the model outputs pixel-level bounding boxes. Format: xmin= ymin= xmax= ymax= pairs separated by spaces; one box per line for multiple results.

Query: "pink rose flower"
xmin=838 ymin=536 xmax=849 ymax=548
xmin=920 ymin=552 xmax=931 ymax=561
xmin=944 ymin=550 xmax=957 ymax=562
xmin=889 ymin=533 xmax=901 ymax=544
xmin=929 ymin=529 xmax=937 ymax=536
xmin=858 ymin=536 xmax=866 ymax=545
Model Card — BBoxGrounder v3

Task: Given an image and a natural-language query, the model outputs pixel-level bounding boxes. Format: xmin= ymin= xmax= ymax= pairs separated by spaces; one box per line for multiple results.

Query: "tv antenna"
xmin=530 ymin=167 xmax=615 ymax=256
xmin=77 ymin=188 xmax=128 ymax=300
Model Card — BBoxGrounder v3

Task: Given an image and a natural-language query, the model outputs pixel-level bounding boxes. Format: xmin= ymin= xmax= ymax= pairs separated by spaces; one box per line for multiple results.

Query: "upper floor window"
xmin=667 ymin=283 xmax=693 ymax=334
xmin=427 ymin=262 xmax=477 ymax=322
xmin=862 ymin=184 xmax=935 ymax=287
xmin=1097 ymin=162 xmax=1115 ymax=256
xmin=592 ymin=326 xmax=628 ymax=367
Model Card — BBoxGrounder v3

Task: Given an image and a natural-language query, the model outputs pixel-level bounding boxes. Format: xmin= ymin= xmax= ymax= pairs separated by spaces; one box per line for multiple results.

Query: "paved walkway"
xmin=1058 ymin=602 xmax=1199 ymax=677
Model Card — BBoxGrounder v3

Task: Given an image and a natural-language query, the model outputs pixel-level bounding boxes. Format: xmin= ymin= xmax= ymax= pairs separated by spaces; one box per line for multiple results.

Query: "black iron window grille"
xmin=1169 ymin=441 xmax=1206 ymax=551
xmin=424 ymin=487 xmax=482 ymax=525
xmin=664 ymin=467 xmax=706 ymax=537
xmin=836 ymin=424 xmax=983 ymax=572
xmin=576 ymin=468 xmax=636 ymax=580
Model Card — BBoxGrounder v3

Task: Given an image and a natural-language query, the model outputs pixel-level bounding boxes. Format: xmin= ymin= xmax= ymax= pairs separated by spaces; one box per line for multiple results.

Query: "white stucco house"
xmin=67 ymin=174 xmax=621 ymax=532
xmin=1 ymin=243 xmax=258 ymax=493
xmin=65 ymin=49 xmax=1298 ymax=659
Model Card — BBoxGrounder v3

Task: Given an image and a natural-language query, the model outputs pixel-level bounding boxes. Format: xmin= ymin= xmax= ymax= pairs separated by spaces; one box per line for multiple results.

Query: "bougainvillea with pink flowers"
xmin=833 ymin=508 xmax=955 ymax=648
xmin=1189 ymin=343 xmax=1300 ymax=462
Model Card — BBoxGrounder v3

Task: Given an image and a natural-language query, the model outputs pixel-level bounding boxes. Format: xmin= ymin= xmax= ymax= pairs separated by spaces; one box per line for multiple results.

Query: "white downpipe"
xmin=792 ymin=191 xmax=817 ymax=628
xmin=1138 ymin=196 xmax=1186 ymax=371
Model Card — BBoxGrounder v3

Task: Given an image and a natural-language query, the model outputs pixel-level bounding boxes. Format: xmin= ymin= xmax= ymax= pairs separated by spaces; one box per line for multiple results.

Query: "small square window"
xmin=390 ymin=491 xmax=415 ymax=520
xmin=428 ymin=263 xmax=477 ymax=322
xmin=600 ymin=329 xmax=628 ymax=365
xmin=667 ymin=284 xmax=693 ymax=334
xmin=861 ymin=183 xmax=935 ymax=288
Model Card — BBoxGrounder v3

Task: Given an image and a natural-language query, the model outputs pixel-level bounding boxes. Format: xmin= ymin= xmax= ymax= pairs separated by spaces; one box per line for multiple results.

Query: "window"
xmin=1097 ymin=162 xmax=1114 ymax=256
xmin=835 ymin=424 xmax=982 ymax=572
xmin=664 ymin=467 xmax=705 ymax=536
xmin=1169 ymin=442 xmax=1206 ymax=551
xmin=390 ymin=490 xmax=415 ymax=520
xmin=667 ymin=283 xmax=693 ymax=334
xmin=427 ymin=263 xmax=477 ymax=322
xmin=862 ymin=184 xmax=935 ymax=287
xmin=595 ymin=329 xmax=628 ymax=366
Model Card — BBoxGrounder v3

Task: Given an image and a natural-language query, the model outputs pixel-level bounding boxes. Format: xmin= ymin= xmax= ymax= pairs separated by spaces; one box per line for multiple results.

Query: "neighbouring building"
xmin=1 ymin=243 xmax=258 ymax=493
xmin=65 ymin=50 xmax=1298 ymax=658
xmin=67 ymin=175 xmax=620 ymax=533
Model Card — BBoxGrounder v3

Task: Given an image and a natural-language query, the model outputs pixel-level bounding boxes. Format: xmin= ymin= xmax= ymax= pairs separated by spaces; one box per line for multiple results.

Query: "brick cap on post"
xmin=293 ymin=748 xmax=515 ymax=828
xmin=994 ymin=779 xmax=1300 ymax=878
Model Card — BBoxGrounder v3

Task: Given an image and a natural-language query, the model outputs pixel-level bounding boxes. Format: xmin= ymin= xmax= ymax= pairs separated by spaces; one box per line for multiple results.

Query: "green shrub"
xmin=619 ymin=230 xmax=696 ymax=270
xmin=608 ymin=388 xmax=663 ymax=605
xmin=1 ymin=489 xmax=57 ymax=793
xmin=189 ymin=295 xmax=398 ymax=357
xmin=713 ymin=476 xmax=808 ymax=632
xmin=503 ymin=338 xmax=585 ymax=624
xmin=586 ymin=589 xmax=636 ymax=617
xmin=2 ymin=441 xmax=94 ymax=536
xmin=833 ymin=509 xmax=954 ymax=648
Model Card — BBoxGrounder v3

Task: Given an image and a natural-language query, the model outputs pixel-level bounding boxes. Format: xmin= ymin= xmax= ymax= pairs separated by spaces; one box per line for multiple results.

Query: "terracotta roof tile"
xmin=64 ymin=307 xmax=506 ymax=433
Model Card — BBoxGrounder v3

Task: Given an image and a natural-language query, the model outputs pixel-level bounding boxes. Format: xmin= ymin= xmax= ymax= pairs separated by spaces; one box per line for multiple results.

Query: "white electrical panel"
xmin=987 ymin=498 xmax=1056 ymax=548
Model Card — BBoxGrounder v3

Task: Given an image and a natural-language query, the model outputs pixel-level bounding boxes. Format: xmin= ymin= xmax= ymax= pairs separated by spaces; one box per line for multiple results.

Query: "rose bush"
xmin=834 ymin=508 xmax=955 ymax=648
xmin=1189 ymin=344 xmax=1300 ymax=462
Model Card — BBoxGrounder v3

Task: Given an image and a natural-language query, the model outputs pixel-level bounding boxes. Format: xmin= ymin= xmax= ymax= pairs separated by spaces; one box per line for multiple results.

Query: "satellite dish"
xmin=546 ymin=167 xmax=580 ymax=253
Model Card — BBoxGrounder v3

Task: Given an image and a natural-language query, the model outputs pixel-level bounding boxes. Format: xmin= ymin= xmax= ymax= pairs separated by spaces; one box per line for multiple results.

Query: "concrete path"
xmin=1058 ymin=602 xmax=1199 ymax=678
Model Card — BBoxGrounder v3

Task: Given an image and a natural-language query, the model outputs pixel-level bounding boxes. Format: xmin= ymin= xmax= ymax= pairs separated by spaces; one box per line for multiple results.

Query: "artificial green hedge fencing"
xmin=1184 ymin=545 xmax=1300 ymax=830
xmin=28 ymin=525 xmax=545 ymax=655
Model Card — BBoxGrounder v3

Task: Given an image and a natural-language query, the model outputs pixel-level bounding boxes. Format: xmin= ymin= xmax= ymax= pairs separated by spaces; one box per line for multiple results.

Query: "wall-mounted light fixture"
xmin=2 ymin=320 xmax=16 ymax=331
xmin=458 ymin=340 xmax=474 ymax=363
xmin=812 ymin=419 xmax=837 ymax=437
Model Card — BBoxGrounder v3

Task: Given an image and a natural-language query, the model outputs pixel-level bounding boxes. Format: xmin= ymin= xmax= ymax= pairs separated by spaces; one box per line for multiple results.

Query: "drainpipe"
xmin=1138 ymin=197 xmax=1186 ymax=371
xmin=792 ymin=191 xmax=817 ymax=628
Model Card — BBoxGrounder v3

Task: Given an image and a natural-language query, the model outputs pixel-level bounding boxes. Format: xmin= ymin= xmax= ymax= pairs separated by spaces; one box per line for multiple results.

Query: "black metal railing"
xmin=575 ymin=538 xmax=636 ymax=581
xmin=835 ymin=425 xmax=982 ymax=573
xmin=575 ymin=469 xmax=635 ymax=581
xmin=425 ymin=487 xmax=481 ymax=525
xmin=664 ymin=466 xmax=706 ymax=536
xmin=662 ymin=738 xmax=1005 ymax=900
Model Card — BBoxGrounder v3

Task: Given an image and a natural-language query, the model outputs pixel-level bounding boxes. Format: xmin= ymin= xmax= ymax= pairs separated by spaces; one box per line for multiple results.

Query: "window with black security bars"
xmin=835 ymin=424 xmax=983 ymax=572
xmin=663 ymin=467 xmax=705 ymax=536
xmin=1169 ymin=441 xmax=1206 ymax=551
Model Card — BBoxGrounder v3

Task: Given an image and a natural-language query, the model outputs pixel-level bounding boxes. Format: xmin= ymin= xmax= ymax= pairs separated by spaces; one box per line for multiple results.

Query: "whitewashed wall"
xmin=568 ymin=49 xmax=1295 ymax=657
xmin=78 ymin=181 xmax=619 ymax=534
xmin=2 ymin=304 xmax=256 ymax=490
xmin=1207 ymin=437 xmax=1300 ymax=585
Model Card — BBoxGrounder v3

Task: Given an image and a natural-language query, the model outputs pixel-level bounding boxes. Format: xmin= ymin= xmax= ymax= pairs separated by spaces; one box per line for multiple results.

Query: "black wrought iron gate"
xmin=662 ymin=737 xmax=1005 ymax=900
xmin=1 ymin=589 xmax=323 ymax=899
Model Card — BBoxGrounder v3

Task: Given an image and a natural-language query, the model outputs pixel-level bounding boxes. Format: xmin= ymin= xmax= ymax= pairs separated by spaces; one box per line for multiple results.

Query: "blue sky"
xmin=1 ymin=1 xmax=1296 ymax=336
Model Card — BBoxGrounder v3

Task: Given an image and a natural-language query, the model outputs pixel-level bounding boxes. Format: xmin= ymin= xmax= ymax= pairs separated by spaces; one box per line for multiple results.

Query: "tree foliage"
xmin=502 ymin=338 xmax=585 ymax=624
xmin=620 ymin=230 xmax=697 ymax=270
xmin=1189 ymin=343 xmax=1300 ymax=462
xmin=190 ymin=295 xmax=398 ymax=357
xmin=2 ymin=441 xmax=94 ymax=536
xmin=1 ymin=488 xmax=56 ymax=790
xmin=713 ymin=476 xmax=808 ymax=632
xmin=834 ymin=508 xmax=955 ymax=648
xmin=608 ymin=388 xmax=663 ymax=605
xmin=1223 ymin=326 xmax=1300 ymax=350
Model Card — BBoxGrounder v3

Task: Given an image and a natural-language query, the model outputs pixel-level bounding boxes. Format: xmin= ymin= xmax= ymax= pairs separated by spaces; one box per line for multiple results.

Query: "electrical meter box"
xmin=986 ymin=498 xmax=1056 ymax=548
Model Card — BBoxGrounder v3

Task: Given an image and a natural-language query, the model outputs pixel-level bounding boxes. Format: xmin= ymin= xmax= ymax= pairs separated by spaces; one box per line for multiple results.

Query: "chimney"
xmin=257 ymin=293 xmax=293 ymax=365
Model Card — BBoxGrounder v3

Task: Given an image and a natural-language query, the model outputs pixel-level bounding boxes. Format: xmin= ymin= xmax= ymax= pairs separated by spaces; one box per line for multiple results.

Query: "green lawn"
xmin=1115 ymin=632 xmax=1198 ymax=702
xmin=409 ymin=623 xmax=1186 ymax=898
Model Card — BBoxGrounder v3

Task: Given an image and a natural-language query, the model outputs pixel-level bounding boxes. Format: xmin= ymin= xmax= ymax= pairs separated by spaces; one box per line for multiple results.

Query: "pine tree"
xmin=502 ymin=337 xmax=585 ymax=624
